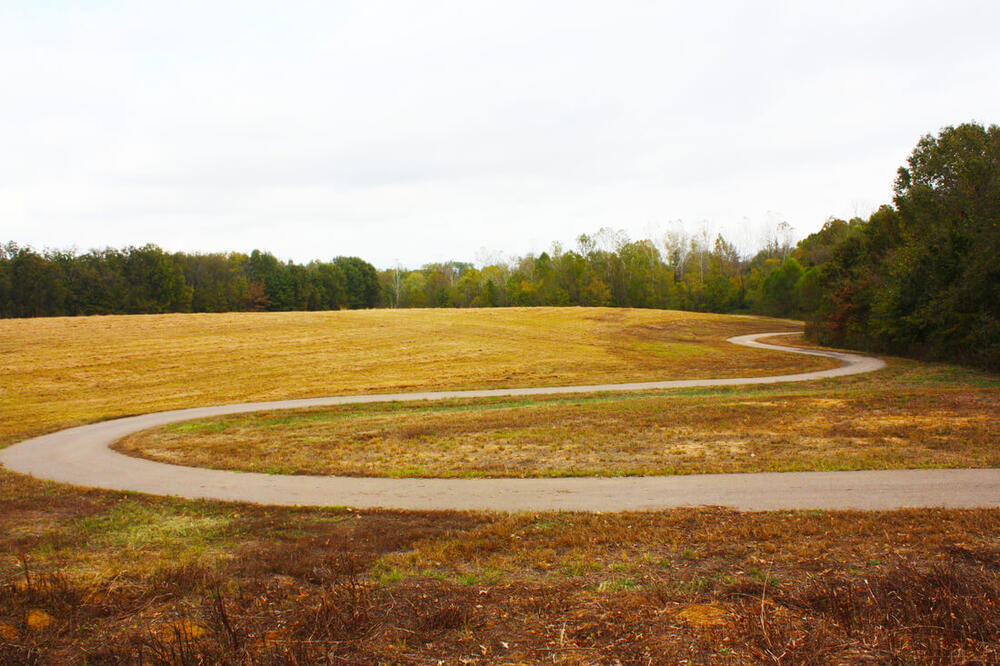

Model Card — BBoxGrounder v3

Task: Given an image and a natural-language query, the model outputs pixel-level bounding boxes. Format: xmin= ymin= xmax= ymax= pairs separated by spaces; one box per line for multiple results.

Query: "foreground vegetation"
xmin=3 ymin=468 xmax=1000 ymax=663
xmin=117 ymin=348 xmax=1000 ymax=478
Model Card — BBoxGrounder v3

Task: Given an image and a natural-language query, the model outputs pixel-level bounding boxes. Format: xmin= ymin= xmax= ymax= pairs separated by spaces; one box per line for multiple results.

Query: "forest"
xmin=3 ymin=123 xmax=997 ymax=370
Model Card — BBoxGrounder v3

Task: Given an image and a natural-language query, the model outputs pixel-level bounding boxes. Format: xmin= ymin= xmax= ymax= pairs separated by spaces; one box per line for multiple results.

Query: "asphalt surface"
xmin=5 ymin=331 xmax=997 ymax=511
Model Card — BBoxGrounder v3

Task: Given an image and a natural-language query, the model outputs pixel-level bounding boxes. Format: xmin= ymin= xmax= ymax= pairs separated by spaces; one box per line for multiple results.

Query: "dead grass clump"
xmin=6 ymin=467 xmax=1000 ymax=662
xmin=5 ymin=517 xmax=1000 ymax=663
xmin=731 ymin=554 xmax=1000 ymax=663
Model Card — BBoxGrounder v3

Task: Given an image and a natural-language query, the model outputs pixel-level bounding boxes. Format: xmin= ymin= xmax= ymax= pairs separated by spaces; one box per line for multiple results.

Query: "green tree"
xmin=582 ymin=275 xmax=612 ymax=306
xmin=400 ymin=272 xmax=428 ymax=308
xmin=246 ymin=250 xmax=293 ymax=310
xmin=1 ymin=244 xmax=68 ymax=316
xmin=808 ymin=123 xmax=1000 ymax=370
xmin=119 ymin=245 xmax=192 ymax=313
xmin=760 ymin=256 xmax=804 ymax=316
xmin=333 ymin=257 xmax=380 ymax=309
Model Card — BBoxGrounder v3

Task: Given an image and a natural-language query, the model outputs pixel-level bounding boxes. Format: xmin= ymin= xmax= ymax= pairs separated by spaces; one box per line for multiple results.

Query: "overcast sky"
xmin=2 ymin=1 xmax=998 ymax=268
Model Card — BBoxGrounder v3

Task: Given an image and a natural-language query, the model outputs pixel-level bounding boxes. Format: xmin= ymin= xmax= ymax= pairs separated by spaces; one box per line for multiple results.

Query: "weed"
xmin=596 ymin=578 xmax=640 ymax=592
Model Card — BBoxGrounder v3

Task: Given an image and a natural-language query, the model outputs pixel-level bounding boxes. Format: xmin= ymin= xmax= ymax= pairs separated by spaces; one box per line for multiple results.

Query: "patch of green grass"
xmin=72 ymin=500 xmax=231 ymax=551
xmin=262 ymin=464 xmax=302 ymax=475
xmin=562 ymin=556 xmax=605 ymax=577
xmin=456 ymin=571 xmax=500 ymax=587
xmin=165 ymin=421 xmax=232 ymax=434
xmin=747 ymin=568 xmax=780 ymax=588
xmin=386 ymin=465 xmax=427 ymax=478
xmin=532 ymin=520 xmax=563 ymax=532
xmin=596 ymin=577 xmax=640 ymax=593
xmin=371 ymin=562 xmax=405 ymax=585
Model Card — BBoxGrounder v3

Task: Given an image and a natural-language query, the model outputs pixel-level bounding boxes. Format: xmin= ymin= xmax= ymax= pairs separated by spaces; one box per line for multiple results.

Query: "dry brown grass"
xmin=4 ymin=309 xmax=1000 ymax=662
xmin=3 ymin=466 xmax=999 ymax=663
xmin=0 ymin=308 xmax=827 ymax=448
xmin=118 ymin=354 xmax=1000 ymax=477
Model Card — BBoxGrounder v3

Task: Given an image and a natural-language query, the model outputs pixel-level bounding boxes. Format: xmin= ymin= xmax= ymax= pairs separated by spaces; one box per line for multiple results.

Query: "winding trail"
xmin=3 ymin=332 xmax=999 ymax=511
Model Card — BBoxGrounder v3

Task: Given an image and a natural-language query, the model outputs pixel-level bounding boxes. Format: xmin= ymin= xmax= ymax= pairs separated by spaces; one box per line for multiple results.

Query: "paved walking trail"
xmin=3 ymin=332 xmax=999 ymax=511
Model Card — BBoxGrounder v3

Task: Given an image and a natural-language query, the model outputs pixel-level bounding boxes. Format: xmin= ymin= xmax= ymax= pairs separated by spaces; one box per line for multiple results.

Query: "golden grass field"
xmin=0 ymin=307 xmax=827 ymax=448
xmin=3 ymin=307 xmax=1000 ymax=662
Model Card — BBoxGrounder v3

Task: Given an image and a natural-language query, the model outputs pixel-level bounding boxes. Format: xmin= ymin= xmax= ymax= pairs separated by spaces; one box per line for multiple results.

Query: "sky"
xmin=2 ymin=1 xmax=999 ymax=269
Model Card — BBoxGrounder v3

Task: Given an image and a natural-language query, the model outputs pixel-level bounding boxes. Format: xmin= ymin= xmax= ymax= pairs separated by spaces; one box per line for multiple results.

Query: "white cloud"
xmin=2 ymin=0 xmax=998 ymax=267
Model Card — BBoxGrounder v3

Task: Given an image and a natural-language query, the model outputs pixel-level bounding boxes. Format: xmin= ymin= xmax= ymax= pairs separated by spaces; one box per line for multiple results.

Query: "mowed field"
xmin=117 ymin=353 xmax=1000 ymax=478
xmin=3 ymin=308 xmax=1000 ymax=663
xmin=1 ymin=307 xmax=827 ymax=448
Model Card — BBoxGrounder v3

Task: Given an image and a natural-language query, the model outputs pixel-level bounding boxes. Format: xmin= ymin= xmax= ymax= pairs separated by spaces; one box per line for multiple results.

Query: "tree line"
xmin=3 ymin=122 xmax=997 ymax=370
xmin=0 ymin=228 xmax=804 ymax=319
xmin=0 ymin=247 xmax=379 ymax=317
xmin=376 ymin=227 xmax=800 ymax=315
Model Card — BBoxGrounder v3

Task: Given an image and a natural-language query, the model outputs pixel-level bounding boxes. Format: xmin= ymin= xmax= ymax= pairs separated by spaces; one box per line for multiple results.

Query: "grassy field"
xmin=3 ymin=469 xmax=999 ymax=662
xmin=116 ymin=350 xmax=1000 ymax=477
xmin=0 ymin=307 xmax=827 ymax=448
xmin=3 ymin=308 xmax=1000 ymax=662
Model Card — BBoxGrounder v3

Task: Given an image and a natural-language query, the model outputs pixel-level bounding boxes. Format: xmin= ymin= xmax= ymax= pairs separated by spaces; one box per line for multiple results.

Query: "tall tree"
xmin=334 ymin=256 xmax=380 ymax=309
xmin=810 ymin=123 xmax=1000 ymax=370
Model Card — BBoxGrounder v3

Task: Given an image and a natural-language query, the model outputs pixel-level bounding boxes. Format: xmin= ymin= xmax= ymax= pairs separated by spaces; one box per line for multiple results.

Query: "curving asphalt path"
xmin=3 ymin=331 xmax=999 ymax=511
